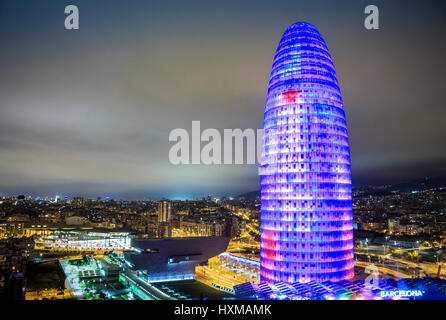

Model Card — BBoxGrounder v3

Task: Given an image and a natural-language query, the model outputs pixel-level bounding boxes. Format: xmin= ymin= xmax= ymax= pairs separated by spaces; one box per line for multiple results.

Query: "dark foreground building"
xmin=123 ymin=236 xmax=230 ymax=282
xmin=0 ymin=238 xmax=33 ymax=300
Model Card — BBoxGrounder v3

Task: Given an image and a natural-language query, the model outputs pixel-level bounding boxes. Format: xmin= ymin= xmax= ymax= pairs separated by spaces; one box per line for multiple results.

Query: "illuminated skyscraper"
xmin=260 ymin=22 xmax=354 ymax=283
xmin=158 ymin=200 xmax=172 ymax=223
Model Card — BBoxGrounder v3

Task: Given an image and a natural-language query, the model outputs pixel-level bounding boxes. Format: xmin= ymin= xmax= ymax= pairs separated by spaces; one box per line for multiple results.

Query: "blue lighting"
xmin=260 ymin=22 xmax=354 ymax=283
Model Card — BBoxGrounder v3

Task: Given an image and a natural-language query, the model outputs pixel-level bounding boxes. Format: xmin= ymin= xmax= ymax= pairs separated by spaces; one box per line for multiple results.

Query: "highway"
xmin=121 ymin=272 xmax=176 ymax=300
xmin=356 ymin=246 xmax=445 ymax=278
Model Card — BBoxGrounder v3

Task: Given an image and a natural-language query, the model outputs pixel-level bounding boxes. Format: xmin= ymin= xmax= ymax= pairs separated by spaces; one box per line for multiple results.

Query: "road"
xmin=357 ymin=247 xmax=445 ymax=278
xmin=121 ymin=272 xmax=176 ymax=300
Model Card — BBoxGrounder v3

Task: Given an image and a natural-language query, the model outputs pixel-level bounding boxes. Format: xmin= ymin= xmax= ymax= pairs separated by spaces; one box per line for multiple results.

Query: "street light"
xmin=416 ymin=241 xmax=420 ymax=262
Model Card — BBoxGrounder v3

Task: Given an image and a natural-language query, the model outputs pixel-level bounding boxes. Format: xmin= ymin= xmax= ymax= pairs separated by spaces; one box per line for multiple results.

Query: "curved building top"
xmin=266 ymin=22 xmax=342 ymax=115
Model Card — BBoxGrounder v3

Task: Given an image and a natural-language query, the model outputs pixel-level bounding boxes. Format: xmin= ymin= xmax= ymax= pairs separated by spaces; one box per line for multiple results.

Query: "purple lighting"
xmin=260 ymin=22 xmax=354 ymax=283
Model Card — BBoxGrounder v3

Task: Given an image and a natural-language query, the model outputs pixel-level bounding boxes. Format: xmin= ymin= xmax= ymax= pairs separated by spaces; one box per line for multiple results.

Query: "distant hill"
xmin=379 ymin=176 xmax=446 ymax=192
xmin=238 ymin=176 xmax=446 ymax=200
xmin=237 ymin=190 xmax=260 ymax=200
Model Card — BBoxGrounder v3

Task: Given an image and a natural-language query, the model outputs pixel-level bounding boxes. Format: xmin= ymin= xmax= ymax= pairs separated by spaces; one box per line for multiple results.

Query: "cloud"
xmin=0 ymin=0 xmax=445 ymax=197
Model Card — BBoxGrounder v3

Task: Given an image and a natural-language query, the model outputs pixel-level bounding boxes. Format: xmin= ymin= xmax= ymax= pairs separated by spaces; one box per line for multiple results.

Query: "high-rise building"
xmin=158 ymin=200 xmax=172 ymax=223
xmin=260 ymin=22 xmax=354 ymax=283
xmin=72 ymin=197 xmax=85 ymax=208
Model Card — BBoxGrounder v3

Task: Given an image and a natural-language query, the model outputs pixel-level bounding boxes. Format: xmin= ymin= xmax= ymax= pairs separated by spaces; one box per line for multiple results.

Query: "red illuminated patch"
xmin=282 ymin=90 xmax=300 ymax=103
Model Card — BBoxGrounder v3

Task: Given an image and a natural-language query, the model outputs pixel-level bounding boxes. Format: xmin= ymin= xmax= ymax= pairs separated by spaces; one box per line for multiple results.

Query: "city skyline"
xmin=1 ymin=0 xmax=446 ymax=199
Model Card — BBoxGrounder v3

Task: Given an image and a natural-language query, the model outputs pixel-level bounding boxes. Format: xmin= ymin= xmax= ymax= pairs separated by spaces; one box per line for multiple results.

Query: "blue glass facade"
xmin=260 ymin=22 xmax=354 ymax=283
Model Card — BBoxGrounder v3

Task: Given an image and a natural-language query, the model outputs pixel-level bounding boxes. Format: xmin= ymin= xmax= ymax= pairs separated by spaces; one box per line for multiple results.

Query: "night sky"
xmin=0 ymin=0 xmax=445 ymax=199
